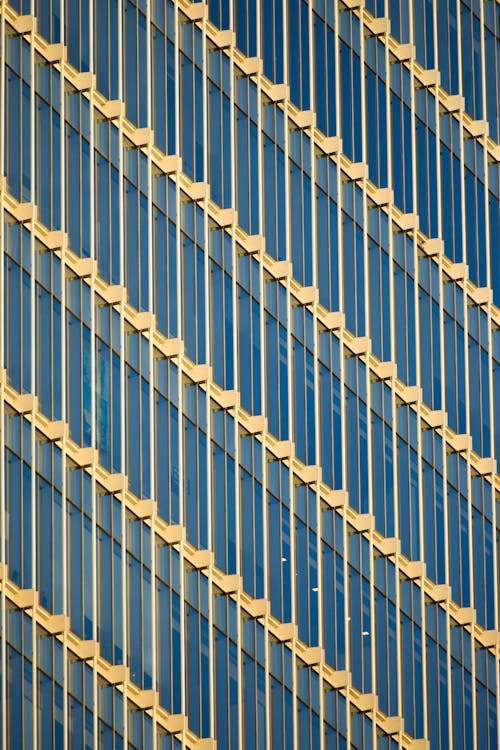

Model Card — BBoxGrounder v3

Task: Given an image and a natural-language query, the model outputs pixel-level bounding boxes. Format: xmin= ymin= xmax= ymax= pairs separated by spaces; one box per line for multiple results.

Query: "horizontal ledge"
xmin=402 ymin=560 xmax=426 ymax=579
xmin=299 ymin=645 xmax=324 ymax=666
xmin=193 ymin=740 xmax=217 ymax=750
xmin=216 ymin=389 xmax=240 ymax=409
xmin=155 ymin=154 xmax=181 ymax=174
xmin=474 ymin=457 xmax=497 ymax=475
xmin=245 ymin=598 xmax=270 ymax=618
xmin=296 ymin=464 xmax=321 ymax=484
xmin=99 ymin=284 xmax=125 ymax=305
xmin=43 ymin=420 xmax=68 ymax=441
xmin=13 ymin=393 xmax=37 ymax=413
xmin=101 ymin=99 xmax=125 ymax=119
xmin=266 ymin=259 xmax=292 ymax=280
xmin=190 ymin=550 xmax=213 ymax=570
xmin=469 ymin=286 xmax=492 ymax=305
xmin=323 ymin=490 xmax=348 ymax=509
xmin=42 ymin=229 xmax=68 ymax=250
xmin=344 ymin=161 xmax=368 ymax=181
xmin=266 ymin=83 xmax=289 ymax=103
xmin=447 ymin=262 xmax=468 ymax=280
xmin=41 ymin=42 xmax=66 ymax=63
xmin=154 ymin=336 xmax=184 ymax=358
xmin=366 ymin=17 xmax=390 ymax=35
xmin=419 ymin=68 xmax=440 ymax=87
xmin=158 ymin=523 xmax=185 ymax=545
xmin=350 ymin=513 xmax=374 ymax=533
xmin=373 ymin=361 xmax=396 ymax=380
xmin=185 ymin=181 xmax=210 ymax=201
xmin=380 ymin=716 xmax=404 ymax=735
xmin=391 ymin=42 xmax=414 ymax=62
xmin=324 ymin=668 xmax=350 ymax=689
xmin=240 ymin=233 xmax=265 ymax=254
xmin=320 ymin=135 xmax=342 ymax=155
xmin=467 ymin=119 xmax=488 ymax=138
xmin=442 ymin=93 xmax=464 ymax=113
xmin=12 ymin=13 xmax=36 ymax=33
xmin=269 ymin=439 xmax=294 ymax=459
xmin=100 ymin=472 xmax=128 ymax=493
xmin=131 ymin=311 xmax=155 ymax=331
xmin=126 ymin=127 xmax=154 ymax=148
xmin=322 ymin=311 xmax=344 ymax=330
xmin=238 ymin=56 xmax=262 ymax=76
xmin=242 ymin=415 xmax=268 ymax=434
xmin=10 ymin=201 xmax=37 ymax=223
xmin=377 ymin=537 xmax=400 ymax=556
xmin=422 ymin=238 xmax=443 ymax=256
xmin=348 ymin=336 xmax=371 ymax=355
xmin=399 ymin=385 xmax=422 ymax=404
xmin=274 ymin=622 xmax=297 ymax=642
xmin=215 ymin=573 xmax=241 ymax=594
xmin=448 ymin=433 xmax=471 ymax=453
xmin=69 ymin=71 xmax=96 ymax=92
xmin=395 ymin=212 xmax=419 ymax=231
xmin=423 ymin=409 xmax=446 ymax=429
xmin=294 ymin=286 xmax=318 ymax=305
xmin=453 ymin=607 xmax=475 ymax=625
xmin=212 ymin=29 xmax=235 ymax=48
xmin=187 ymin=363 xmax=213 ymax=383
xmin=183 ymin=2 xmax=208 ymax=21
xmin=371 ymin=187 xmax=394 ymax=206
xmin=72 ymin=447 xmax=98 ymax=468
xmin=294 ymin=110 xmax=316 ymax=129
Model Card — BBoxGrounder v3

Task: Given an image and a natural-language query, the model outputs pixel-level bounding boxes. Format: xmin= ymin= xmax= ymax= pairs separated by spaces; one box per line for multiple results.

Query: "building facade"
xmin=1 ymin=0 xmax=500 ymax=747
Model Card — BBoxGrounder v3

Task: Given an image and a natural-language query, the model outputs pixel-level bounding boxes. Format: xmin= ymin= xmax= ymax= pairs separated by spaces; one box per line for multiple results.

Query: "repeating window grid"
xmin=5 ymin=19 xmax=500 ymax=400
xmin=9 ymin=264 xmax=500 ymax=628
xmin=2 ymin=5 xmax=500 ymax=750
xmin=0 ymin=204 xmax=500 ymax=640
xmin=0 ymin=390 xmax=500 ymax=748
xmin=5 ymin=2 xmax=500 ymax=312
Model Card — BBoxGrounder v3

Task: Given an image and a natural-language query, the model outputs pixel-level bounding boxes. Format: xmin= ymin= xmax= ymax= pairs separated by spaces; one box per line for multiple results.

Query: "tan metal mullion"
xmin=226 ymin=5 xmax=244 ymax=748
xmin=406 ymin=3 xmax=433 ymax=745
xmin=307 ymin=1 xmax=326 ymax=747
xmin=145 ymin=0 xmax=158 ymax=745
xmin=204 ymin=5 xmax=221 ymax=743
xmin=382 ymin=14 xmax=405 ymax=743
xmin=0 ymin=2 xmax=6 ymax=747
xmin=410 ymin=214 xmax=426 ymax=748
xmin=279 ymin=2 xmax=298 ymax=746
xmin=358 ymin=16 xmax=380 ymax=747
xmin=455 ymin=8 xmax=488 ymax=750
xmin=254 ymin=5 xmax=271 ymax=747
xmin=199 ymin=6 xmax=216 ymax=744
xmin=434 ymin=70 xmax=453 ymax=750
xmin=86 ymin=0 xmax=100 ymax=740
xmin=28 ymin=6 xmax=38 ymax=745
xmin=58 ymin=0 xmax=69 ymax=745
xmin=333 ymin=3 xmax=351 ymax=745
xmin=447 ymin=7 xmax=466 ymax=748
xmin=117 ymin=0 xmax=129 ymax=741
xmin=485 ymin=189 xmax=500 ymax=750
xmin=173 ymin=3 xmax=188 ymax=746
